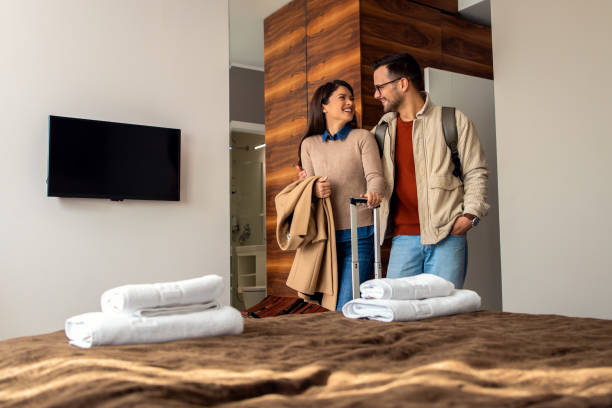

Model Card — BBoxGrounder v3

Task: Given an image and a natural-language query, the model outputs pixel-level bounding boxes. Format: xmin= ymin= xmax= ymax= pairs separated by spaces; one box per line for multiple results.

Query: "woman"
xmin=297 ymin=80 xmax=385 ymax=311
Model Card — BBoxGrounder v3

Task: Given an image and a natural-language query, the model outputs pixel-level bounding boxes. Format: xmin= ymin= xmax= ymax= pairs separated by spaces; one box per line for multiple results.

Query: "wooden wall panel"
xmin=264 ymin=0 xmax=307 ymax=297
xmin=360 ymin=0 xmax=442 ymax=128
xmin=440 ymin=13 xmax=493 ymax=79
xmin=411 ymin=0 xmax=458 ymax=14
xmin=306 ymin=0 xmax=361 ymax=122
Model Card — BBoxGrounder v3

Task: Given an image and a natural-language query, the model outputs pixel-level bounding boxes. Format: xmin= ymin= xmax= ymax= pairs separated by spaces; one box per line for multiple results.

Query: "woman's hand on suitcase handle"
xmin=314 ymin=177 xmax=331 ymax=198
xmin=360 ymin=192 xmax=382 ymax=208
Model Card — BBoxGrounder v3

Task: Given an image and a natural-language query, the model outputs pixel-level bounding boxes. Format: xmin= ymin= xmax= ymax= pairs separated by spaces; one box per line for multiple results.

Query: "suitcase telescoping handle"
xmin=349 ymin=197 xmax=382 ymax=300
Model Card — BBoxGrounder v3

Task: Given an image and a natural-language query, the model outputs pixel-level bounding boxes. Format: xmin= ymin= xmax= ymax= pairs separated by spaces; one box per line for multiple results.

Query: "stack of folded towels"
xmin=65 ymin=274 xmax=243 ymax=348
xmin=342 ymin=273 xmax=481 ymax=322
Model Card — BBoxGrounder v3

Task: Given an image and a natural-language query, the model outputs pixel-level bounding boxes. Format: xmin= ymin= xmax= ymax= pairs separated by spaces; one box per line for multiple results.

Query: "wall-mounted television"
xmin=47 ymin=116 xmax=180 ymax=201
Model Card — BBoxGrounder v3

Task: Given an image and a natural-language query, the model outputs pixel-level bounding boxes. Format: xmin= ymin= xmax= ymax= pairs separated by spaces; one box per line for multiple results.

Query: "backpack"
xmin=374 ymin=106 xmax=462 ymax=181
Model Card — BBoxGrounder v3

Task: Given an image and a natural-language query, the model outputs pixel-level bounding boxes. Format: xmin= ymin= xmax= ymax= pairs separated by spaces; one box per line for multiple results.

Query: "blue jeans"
xmin=335 ymin=227 xmax=374 ymax=311
xmin=387 ymin=234 xmax=468 ymax=289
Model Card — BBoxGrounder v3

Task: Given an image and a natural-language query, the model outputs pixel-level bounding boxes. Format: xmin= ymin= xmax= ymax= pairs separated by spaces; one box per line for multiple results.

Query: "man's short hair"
xmin=371 ymin=53 xmax=423 ymax=90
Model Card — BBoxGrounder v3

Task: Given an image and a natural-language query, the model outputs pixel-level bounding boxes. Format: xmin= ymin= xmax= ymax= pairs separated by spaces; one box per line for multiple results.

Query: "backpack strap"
xmin=441 ymin=106 xmax=463 ymax=181
xmin=374 ymin=121 xmax=388 ymax=157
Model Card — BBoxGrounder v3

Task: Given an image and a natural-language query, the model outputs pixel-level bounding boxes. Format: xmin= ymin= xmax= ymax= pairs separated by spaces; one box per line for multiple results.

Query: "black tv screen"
xmin=47 ymin=116 xmax=180 ymax=201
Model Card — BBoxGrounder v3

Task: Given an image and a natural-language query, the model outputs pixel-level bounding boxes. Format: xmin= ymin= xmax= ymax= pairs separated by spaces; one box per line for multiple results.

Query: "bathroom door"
xmin=232 ymin=160 xmax=264 ymax=245
xmin=230 ymin=130 xmax=265 ymax=246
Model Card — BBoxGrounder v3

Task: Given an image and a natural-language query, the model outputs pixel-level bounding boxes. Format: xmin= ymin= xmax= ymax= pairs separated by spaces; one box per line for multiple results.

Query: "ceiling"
xmin=229 ymin=0 xmax=491 ymax=69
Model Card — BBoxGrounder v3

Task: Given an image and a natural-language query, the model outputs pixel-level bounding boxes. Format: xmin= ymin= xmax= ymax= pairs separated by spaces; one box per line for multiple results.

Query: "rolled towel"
xmin=101 ymin=275 xmax=224 ymax=315
xmin=65 ymin=305 xmax=243 ymax=348
xmin=360 ymin=273 xmax=454 ymax=300
xmin=342 ymin=289 xmax=481 ymax=322
xmin=134 ymin=302 xmax=219 ymax=317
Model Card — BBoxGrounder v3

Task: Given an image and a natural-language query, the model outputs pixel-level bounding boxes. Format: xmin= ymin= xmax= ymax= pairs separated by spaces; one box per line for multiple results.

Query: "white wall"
xmin=0 ymin=0 xmax=230 ymax=339
xmin=491 ymin=1 xmax=612 ymax=318
xmin=229 ymin=0 xmax=291 ymax=68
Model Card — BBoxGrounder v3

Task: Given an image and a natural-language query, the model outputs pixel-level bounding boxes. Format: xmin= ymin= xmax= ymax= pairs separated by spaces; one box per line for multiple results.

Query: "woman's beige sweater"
xmin=300 ymin=128 xmax=385 ymax=230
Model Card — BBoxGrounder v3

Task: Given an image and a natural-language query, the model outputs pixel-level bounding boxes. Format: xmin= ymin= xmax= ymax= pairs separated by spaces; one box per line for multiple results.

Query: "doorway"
xmin=229 ymin=122 xmax=266 ymax=310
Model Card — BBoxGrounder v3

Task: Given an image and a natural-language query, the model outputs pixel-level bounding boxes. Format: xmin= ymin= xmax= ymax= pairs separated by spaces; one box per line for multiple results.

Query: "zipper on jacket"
xmin=414 ymin=117 xmax=432 ymax=240
xmin=388 ymin=119 xmax=396 ymax=195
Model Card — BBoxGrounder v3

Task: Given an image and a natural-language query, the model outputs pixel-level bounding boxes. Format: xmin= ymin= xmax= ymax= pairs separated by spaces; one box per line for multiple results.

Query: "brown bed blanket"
xmin=1 ymin=311 xmax=612 ymax=407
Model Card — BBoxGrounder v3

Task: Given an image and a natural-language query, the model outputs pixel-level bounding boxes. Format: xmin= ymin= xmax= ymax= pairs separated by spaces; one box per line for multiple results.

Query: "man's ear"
xmin=400 ymin=77 xmax=411 ymax=92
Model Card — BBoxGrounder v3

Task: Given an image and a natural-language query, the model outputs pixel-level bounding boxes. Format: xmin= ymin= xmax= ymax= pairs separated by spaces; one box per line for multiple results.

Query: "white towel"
xmin=342 ymin=289 xmax=481 ymax=322
xmin=134 ymin=302 xmax=219 ymax=317
xmin=65 ymin=306 xmax=244 ymax=348
xmin=359 ymin=274 xmax=455 ymax=300
xmin=101 ymin=275 xmax=224 ymax=315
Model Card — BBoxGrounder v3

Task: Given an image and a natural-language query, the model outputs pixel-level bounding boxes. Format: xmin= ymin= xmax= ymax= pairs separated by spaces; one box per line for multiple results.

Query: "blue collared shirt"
xmin=322 ymin=123 xmax=352 ymax=142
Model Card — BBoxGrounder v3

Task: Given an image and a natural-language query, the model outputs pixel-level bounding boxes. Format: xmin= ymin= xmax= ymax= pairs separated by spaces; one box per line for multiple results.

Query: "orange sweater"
xmin=393 ymin=117 xmax=420 ymax=236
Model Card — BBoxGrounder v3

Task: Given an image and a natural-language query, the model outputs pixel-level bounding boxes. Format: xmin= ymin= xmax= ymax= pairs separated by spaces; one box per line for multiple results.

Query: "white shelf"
xmin=233 ymin=245 xmax=266 ymax=288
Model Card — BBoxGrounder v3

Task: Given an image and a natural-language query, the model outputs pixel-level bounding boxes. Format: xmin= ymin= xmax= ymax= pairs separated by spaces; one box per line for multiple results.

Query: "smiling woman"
xmin=291 ymin=80 xmax=385 ymax=311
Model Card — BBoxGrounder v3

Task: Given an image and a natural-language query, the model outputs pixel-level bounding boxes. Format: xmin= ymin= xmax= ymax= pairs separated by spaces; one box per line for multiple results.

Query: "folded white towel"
xmin=101 ymin=275 xmax=224 ymax=315
xmin=360 ymin=274 xmax=455 ymax=300
xmin=134 ymin=302 xmax=219 ymax=317
xmin=342 ymin=289 xmax=481 ymax=322
xmin=65 ymin=306 xmax=243 ymax=348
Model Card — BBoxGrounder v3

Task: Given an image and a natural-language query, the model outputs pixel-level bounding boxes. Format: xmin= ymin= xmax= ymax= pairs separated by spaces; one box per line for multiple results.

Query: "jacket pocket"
xmin=428 ymin=175 xmax=463 ymax=228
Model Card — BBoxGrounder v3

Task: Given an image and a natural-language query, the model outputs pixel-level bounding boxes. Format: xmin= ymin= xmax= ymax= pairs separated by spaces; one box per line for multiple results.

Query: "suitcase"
xmin=349 ymin=197 xmax=382 ymax=300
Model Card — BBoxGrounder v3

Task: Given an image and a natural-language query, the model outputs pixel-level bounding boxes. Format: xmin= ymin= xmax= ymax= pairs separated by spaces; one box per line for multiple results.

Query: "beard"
xmin=383 ymin=101 xmax=399 ymax=113
xmin=382 ymin=92 xmax=401 ymax=113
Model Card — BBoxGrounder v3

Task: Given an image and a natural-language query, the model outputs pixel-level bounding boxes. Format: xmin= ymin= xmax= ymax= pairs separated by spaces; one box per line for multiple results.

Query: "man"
xmin=371 ymin=53 xmax=489 ymax=288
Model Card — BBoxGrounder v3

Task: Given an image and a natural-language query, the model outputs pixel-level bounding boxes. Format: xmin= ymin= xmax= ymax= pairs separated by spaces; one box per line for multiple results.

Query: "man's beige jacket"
xmin=373 ymin=93 xmax=490 ymax=245
xmin=275 ymin=176 xmax=337 ymax=310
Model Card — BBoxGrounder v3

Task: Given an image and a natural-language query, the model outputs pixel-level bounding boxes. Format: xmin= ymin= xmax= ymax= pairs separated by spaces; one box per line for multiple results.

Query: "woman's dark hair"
xmin=371 ymin=53 xmax=423 ymax=91
xmin=296 ymin=79 xmax=358 ymax=168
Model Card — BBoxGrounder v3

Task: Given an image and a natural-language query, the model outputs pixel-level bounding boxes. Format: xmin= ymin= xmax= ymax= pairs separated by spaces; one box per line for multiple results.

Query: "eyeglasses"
xmin=374 ymin=77 xmax=402 ymax=94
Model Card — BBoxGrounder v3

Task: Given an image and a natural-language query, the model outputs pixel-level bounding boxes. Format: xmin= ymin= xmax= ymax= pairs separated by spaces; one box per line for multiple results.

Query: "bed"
xmin=1 ymin=310 xmax=612 ymax=407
